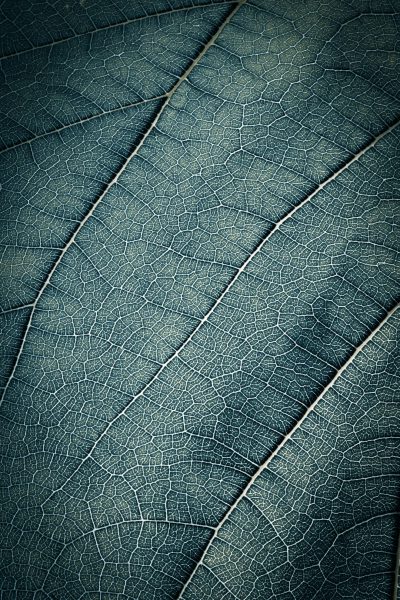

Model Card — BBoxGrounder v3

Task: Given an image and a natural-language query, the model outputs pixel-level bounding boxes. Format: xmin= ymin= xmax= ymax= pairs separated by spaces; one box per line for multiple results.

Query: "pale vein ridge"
xmin=393 ymin=525 xmax=400 ymax=600
xmin=0 ymin=95 xmax=166 ymax=155
xmin=0 ymin=303 xmax=34 ymax=316
xmin=0 ymin=0 xmax=235 ymax=61
xmin=40 ymin=114 xmax=399 ymax=506
xmin=0 ymin=0 xmax=245 ymax=409
xmin=176 ymin=300 xmax=400 ymax=599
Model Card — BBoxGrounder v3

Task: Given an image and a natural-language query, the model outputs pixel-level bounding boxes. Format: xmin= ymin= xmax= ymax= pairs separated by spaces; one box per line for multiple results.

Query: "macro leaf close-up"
xmin=0 ymin=0 xmax=400 ymax=598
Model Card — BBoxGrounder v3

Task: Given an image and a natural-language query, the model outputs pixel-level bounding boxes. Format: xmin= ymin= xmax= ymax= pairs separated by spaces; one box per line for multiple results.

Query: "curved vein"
xmin=0 ymin=0 xmax=245 ymax=410
xmin=0 ymin=95 xmax=167 ymax=155
xmin=40 ymin=114 xmax=400 ymax=508
xmin=393 ymin=524 xmax=400 ymax=600
xmin=0 ymin=1 xmax=235 ymax=62
xmin=0 ymin=303 xmax=34 ymax=316
xmin=177 ymin=300 xmax=400 ymax=599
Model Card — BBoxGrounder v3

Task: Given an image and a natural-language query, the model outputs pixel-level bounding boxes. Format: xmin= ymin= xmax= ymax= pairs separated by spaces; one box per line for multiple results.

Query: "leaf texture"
xmin=0 ymin=1 xmax=399 ymax=599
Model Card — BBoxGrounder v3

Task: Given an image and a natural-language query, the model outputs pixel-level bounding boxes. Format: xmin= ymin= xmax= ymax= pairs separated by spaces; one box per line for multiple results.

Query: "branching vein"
xmin=176 ymin=299 xmax=400 ymax=598
xmin=0 ymin=1 xmax=245 ymax=407
xmin=0 ymin=1 xmax=235 ymax=61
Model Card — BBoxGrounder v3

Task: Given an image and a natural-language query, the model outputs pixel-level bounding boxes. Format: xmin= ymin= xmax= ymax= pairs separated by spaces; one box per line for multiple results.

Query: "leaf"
xmin=0 ymin=1 xmax=399 ymax=598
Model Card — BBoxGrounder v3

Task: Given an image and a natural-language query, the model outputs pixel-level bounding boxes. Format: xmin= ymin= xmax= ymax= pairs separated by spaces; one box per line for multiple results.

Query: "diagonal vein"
xmin=39 ymin=114 xmax=399 ymax=507
xmin=4 ymin=1 xmax=399 ymax=547
xmin=0 ymin=1 xmax=235 ymax=61
xmin=0 ymin=95 xmax=167 ymax=155
xmin=394 ymin=524 xmax=400 ymax=600
xmin=0 ymin=0 xmax=245 ymax=409
xmin=176 ymin=299 xmax=400 ymax=599
xmin=0 ymin=303 xmax=34 ymax=316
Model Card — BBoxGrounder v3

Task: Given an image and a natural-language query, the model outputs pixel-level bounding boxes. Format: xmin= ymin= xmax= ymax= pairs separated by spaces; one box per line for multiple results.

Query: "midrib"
xmin=0 ymin=0 xmax=245 ymax=408
xmin=176 ymin=300 xmax=400 ymax=598
xmin=39 ymin=113 xmax=400 ymax=507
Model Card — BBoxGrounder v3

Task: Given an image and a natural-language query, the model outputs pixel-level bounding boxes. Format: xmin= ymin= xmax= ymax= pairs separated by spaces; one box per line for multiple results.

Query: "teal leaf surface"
xmin=1 ymin=1 xmax=400 ymax=598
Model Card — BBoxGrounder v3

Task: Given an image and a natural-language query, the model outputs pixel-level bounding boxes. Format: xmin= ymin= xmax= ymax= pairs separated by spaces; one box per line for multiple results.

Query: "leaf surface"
xmin=0 ymin=1 xmax=400 ymax=599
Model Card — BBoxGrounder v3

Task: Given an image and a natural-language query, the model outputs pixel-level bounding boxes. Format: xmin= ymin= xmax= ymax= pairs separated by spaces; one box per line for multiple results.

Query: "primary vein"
xmin=0 ymin=0 xmax=245 ymax=409
xmin=176 ymin=299 xmax=400 ymax=599
xmin=39 ymin=114 xmax=399 ymax=507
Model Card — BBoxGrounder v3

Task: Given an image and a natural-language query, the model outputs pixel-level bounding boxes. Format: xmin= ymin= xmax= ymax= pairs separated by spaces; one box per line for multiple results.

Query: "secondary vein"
xmin=3 ymin=5 xmax=399 ymax=563
xmin=37 ymin=113 xmax=399 ymax=509
xmin=176 ymin=299 xmax=400 ymax=599
xmin=0 ymin=95 xmax=167 ymax=155
xmin=0 ymin=1 xmax=235 ymax=62
xmin=0 ymin=0 xmax=245 ymax=409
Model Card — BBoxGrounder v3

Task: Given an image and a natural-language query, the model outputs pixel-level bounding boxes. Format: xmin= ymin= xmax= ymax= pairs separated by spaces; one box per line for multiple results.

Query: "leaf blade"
xmin=1 ymin=1 xmax=400 ymax=598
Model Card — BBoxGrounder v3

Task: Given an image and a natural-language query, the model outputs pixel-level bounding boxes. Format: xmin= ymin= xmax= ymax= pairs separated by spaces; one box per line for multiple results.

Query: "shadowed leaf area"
xmin=0 ymin=0 xmax=399 ymax=598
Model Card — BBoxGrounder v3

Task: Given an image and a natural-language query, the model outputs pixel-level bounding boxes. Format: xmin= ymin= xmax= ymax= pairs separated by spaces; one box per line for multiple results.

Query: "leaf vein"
xmin=0 ymin=1 xmax=236 ymax=61
xmin=176 ymin=300 xmax=400 ymax=598
xmin=0 ymin=0 xmax=245 ymax=409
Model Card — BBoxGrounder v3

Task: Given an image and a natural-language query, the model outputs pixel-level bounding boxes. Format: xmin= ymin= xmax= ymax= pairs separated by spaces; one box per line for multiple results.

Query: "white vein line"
xmin=3 ymin=0 xmax=398 ymax=499
xmin=0 ymin=0 xmax=245 ymax=410
xmin=39 ymin=517 xmax=215 ymax=593
xmin=0 ymin=95 xmax=167 ymax=155
xmin=40 ymin=113 xmax=399 ymax=506
xmin=0 ymin=303 xmax=34 ymax=316
xmin=177 ymin=300 xmax=400 ymax=599
xmin=315 ymin=511 xmax=400 ymax=567
xmin=393 ymin=524 xmax=400 ymax=600
xmin=0 ymin=1 xmax=235 ymax=61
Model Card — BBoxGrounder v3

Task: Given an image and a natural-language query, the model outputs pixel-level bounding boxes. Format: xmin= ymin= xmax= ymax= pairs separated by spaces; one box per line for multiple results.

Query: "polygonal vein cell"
xmin=0 ymin=1 xmax=235 ymax=60
xmin=30 ymin=115 xmax=400 ymax=478
xmin=0 ymin=1 xmax=243 ymax=404
xmin=176 ymin=300 xmax=400 ymax=599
